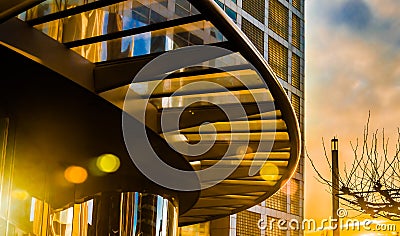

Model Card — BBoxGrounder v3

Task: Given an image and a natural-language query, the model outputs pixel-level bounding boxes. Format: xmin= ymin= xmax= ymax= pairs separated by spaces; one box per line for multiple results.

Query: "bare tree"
xmin=308 ymin=112 xmax=400 ymax=221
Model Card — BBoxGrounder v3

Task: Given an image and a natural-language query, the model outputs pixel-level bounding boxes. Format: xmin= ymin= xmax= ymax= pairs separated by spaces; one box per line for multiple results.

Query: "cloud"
xmin=333 ymin=0 xmax=372 ymax=30
xmin=305 ymin=0 xmax=400 ymax=222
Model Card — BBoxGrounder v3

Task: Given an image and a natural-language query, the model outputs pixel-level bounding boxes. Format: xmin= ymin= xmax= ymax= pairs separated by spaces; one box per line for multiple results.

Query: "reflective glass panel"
xmin=71 ymin=20 xmax=226 ymax=62
xmin=20 ymin=0 xmax=186 ymax=22
xmin=32 ymin=0 xmax=198 ymax=43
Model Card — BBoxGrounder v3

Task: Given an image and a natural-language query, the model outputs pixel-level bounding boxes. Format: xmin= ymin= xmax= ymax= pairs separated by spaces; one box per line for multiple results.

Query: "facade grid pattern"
xmin=290 ymin=179 xmax=302 ymax=216
xmin=292 ymin=0 xmax=301 ymax=12
xmin=236 ymin=211 xmax=261 ymax=236
xmin=242 ymin=18 xmax=265 ymax=54
xmin=180 ymin=0 xmax=305 ymax=234
xmin=268 ymin=36 xmax=288 ymax=82
xmin=265 ymin=186 xmax=287 ymax=212
xmin=268 ymin=0 xmax=289 ymax=40
xmin=290 ymin=229 xmax=300 ymax=236
xmin=291 ymin=93 xmax=301 ymax=122
xmin=242 ymin=0 xmax=265 ymax=23
xmin=292 ymin=13 xmax=301 ymax=49
xmin=291 ymin=53 xmax=301 ymax=89
xmin=266 ymin=216 xmax=286 ymax=236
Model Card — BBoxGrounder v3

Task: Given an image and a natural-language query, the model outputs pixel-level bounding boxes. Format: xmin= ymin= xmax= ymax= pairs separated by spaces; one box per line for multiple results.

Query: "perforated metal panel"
xmin=266 ymin=216 xmax=286 ymax=236
xmin=292 ymin=13 xmax=301 ymax=49
xmin=290 ymin=179 xmax=302 ymax=216
xmin=292 ymin=0 xmax=301 ymax=12
xmin=268 ymin=36 xmax=288 ymax=81
xmin=291 ymin=94 xmax=300 ymax=122
xmin=291 ymin=53 xmax=300 ymax=89
xmin=242 ymin=0 xmax=265 ymax=23
xmin=242 ymin=18 xmax=264 ymax=54
xmin=265 ymin=187 xmax=287 ymax=212
xmin=268 ymin=0 xmax=288 ymax=40
xmin=236 ymin=211 xmax=261 ymax=236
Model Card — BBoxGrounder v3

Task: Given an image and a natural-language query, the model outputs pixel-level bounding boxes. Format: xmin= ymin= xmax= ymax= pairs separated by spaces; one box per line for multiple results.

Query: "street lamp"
xmin=332 ymin=137 xmax=340 ymax=236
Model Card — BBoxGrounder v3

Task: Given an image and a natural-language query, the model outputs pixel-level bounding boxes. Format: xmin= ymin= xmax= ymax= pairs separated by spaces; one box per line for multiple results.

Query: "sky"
xmin=305 ymin=0 xmax=400 ymax=235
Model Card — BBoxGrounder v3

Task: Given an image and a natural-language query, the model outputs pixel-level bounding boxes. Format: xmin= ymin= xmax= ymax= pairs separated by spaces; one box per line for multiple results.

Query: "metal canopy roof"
xmin=9 ymin=0 xmax=301 ymax=226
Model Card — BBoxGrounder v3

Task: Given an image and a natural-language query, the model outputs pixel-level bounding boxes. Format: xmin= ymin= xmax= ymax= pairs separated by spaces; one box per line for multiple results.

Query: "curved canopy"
xmin=3 ymin=0 xmax=301 ymax=226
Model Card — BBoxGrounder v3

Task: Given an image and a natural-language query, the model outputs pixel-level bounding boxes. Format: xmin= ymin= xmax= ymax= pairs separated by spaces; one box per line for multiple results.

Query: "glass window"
xmin=31 ymin=0 xmax=196 ymax=44
xmin=225 ymin=6 xmax=237 ymax=22
xmin=19 ymin=0 xmax=98 ymax=21
xmin=215 ymin=0 xmax=224 ymax=9
xmin=175 ymin=0 xmax=199 ymax=17
xmin=71 ymin=21 xmax=225 ymax=62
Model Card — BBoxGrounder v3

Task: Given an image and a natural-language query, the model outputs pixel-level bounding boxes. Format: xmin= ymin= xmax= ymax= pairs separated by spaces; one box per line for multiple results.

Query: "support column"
xmin=49 ymin=191 xmax=179 ymax=236
xmin=331 ymin=138 xmax=340 ymax=236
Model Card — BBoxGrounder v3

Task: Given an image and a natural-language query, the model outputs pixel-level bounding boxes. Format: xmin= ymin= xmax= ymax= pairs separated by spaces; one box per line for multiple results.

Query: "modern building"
xmin=181 ymin=0 xmax=305 ymax=235
xmin=182 ymin=0 xmax=304 ymax=236
xmin=0 ymin=0 xmax=302 ymax=235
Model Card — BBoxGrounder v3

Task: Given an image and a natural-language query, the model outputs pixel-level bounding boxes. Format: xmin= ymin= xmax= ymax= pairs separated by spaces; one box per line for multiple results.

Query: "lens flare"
xmin=260 ymin=162 xmax=280 ymax=185
xmin=96 ymin=154 xmax=120 ymax=173
xmin=11 ymin=189 xmax=30 ymax=201
xmin=64 ymin=166 xmax=88 ymax=184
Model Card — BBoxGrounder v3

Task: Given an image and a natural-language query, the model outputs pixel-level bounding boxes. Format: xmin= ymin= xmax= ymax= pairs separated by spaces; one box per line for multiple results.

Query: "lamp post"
xmin=331 ymin=137 xmax=340 ymax=236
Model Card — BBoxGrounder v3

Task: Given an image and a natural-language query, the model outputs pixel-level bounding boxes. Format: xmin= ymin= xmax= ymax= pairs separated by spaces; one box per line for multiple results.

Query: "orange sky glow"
xmin=304 ymin=0 xmax=400 ymax=235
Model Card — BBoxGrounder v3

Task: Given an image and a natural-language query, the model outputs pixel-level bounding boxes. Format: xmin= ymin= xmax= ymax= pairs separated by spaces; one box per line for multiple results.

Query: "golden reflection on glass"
xmin=119 ymin=192 xmax=178 ymax=236
xmin=31 ymin=197 xmax=51 ymax=235
xmin=21 ymin=0 xmax=190 ymax=27
xmin=71 ymin=20 xmax=224 ymax=62
xmin=48 ymin=198 xmax=94 ymax=236
xmin=26 ymin=0 xmax=206 ymax=62
xmin=50 ymin=206 xmax=74 ymax=235
xmin=21 ymin=0 xmax=99 ymax=21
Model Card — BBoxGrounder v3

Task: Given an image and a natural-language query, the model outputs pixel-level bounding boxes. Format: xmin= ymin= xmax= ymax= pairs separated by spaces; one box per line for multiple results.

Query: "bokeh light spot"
xmin=64 ymin=166 xmax=88 ymax=184
xmin=260 ymin=162 xmax=280 ymax=185
xmin=96 ymin=154 xmax=120 ymax=173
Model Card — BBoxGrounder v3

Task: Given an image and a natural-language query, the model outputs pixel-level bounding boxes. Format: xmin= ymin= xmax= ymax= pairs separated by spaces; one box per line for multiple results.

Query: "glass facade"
xmin=70 ymin=20 xmax=224 ymax=62
xmin=7 ymin=0 xmax=303 ymax=235
xmin=19 ymin=0 xmax=227 ymax=63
